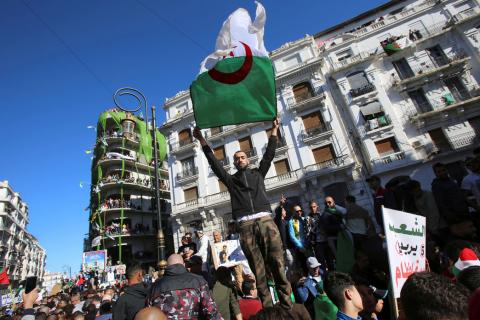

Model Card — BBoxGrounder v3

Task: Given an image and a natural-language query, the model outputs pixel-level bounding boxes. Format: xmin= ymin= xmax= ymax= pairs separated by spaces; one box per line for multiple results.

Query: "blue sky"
xmin=0 ymin=0 xmax=386 ymax=273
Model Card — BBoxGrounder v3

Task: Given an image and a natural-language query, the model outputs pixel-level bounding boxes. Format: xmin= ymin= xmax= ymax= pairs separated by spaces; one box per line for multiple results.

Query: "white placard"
xmin=383 ymin=207 xmax=426 ymax=298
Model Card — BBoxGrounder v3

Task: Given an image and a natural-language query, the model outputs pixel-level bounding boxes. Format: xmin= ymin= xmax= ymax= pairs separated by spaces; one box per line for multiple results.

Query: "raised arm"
xmin=193 ymin=127 xmax=233 ymax=187
xmin=259 ymin=117 xmax=280 ymax=177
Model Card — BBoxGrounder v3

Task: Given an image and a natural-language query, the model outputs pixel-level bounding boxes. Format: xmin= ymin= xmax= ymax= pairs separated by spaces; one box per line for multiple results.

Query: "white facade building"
xmin=0 ymin=180 xmax=46 ymax=285
xmin=162 ymin=0 xmax=480 ymax=249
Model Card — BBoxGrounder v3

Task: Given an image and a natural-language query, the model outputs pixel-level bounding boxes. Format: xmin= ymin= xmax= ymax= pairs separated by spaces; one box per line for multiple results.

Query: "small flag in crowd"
xmin=0 ymin=268 xmax=10 ymax=285
xmin=452 ymin=248 xmax=480 ymax=276
xmin=190 ymin=2 xmax=276 ymax=129
xmin=85 ymin=150 xmax=92 ymax=154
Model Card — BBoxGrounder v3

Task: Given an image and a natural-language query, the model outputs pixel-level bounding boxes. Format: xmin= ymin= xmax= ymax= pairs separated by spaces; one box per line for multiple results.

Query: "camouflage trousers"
xmin=238 ymin=215 xmax=292 ymax=309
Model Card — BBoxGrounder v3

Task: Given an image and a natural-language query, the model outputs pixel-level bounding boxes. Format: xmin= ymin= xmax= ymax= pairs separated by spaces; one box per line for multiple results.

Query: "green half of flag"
xmin=190 ymin=56 xmax=276 ymax=129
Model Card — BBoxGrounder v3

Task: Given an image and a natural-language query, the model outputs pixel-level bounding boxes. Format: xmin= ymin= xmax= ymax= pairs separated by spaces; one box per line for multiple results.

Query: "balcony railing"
xmin=287 ymin=88 xmax=326 ymax=112
xmin=205 ymin=127 xmax=224 ymax=138
xmin=264 ymin=170 xmax=300 ymax=188
xmin=305 ymin=155 xmax=350 ymax=172
xmin=350 ymin=83 xmax=376 ymax=98
xmin=331 ymin=48 xmax=379 ymax=72
xmin=392 ymin=52 xmax=470 ymax=88
xmin=244 ymin=149 xmax=257 ymax=159
xmin=176 ymin=167 xmax=198 ymax=181
xmin=453 ymin=7 xmax=480 ymax=23
xmin=171 ymin=139 xmax=195 ymax=153
xmin=370 ymin=150 xmax=420 ymax=173
xmin=301 ymin=123 xmax=333 ymax=141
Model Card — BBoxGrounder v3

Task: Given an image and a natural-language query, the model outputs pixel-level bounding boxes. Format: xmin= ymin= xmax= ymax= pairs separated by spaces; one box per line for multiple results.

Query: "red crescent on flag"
xmin=208 ymin=41 xmax=253 ymax=84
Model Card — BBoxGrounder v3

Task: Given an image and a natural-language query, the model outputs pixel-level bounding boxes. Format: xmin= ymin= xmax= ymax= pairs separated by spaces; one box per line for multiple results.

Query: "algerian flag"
xmin=452 ymin=247 xmax=480 ymax=276
xmin=190 ymin=2 xmax=276 ymax=129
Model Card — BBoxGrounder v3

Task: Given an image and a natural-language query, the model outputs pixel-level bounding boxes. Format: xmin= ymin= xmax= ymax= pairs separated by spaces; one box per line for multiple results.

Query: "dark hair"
xmin=345 ymin=195 xmax=356 ymax=203
xmin=63 ymin=304 xmax=75 ymax=316
xmin=35 ymin=313 xmax=48 ymax=320
xmin=432 ymin=162 xmax=445 ymax=171
xmin=242 ymin=280 xmax=256 ymax=295
xmin=99 ymin=302 xmax=113 ymax=315
xmin=215 ymin=266 xmax=234 ymax=288
xmin=324 ymin=272 xmax=355 ymax=310
xmin=457 ymin=266 xmax=480 ymax=292
xmin=400 ymin=272 xmax=469 ymax=320
xmin=127 ymin=264 xmax=143 ymax=280
xmin=250 ymin=306 xmax=295 ymax=320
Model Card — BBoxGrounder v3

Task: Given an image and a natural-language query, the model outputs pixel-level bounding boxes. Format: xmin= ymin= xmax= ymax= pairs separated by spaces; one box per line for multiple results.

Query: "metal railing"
xmin=287 ymin=88 xmax=325 ymax=109
xmin=411 ymin=87 xmax=480 ymax=116
xmin=453 ymin=7 xmax=480 ymax=23
xmin=301 ymin=123 xmax=333 ymax=140
xmin=371 ymin=150 xmax=407 ymax=167
xmin=395 ymin=51 xmax=469 ymax=81
xmin=306 ymin=155 xmax=349 ymax=171
xmin=350 ymin=83 xmax=376 ymax=98
xmin=176 ymin=167 xmax=198 ymax=181
xmin=331 ymin=48 xmax=379 ymax=72
xmin=244 ymin=149 xmax=257 ymax=158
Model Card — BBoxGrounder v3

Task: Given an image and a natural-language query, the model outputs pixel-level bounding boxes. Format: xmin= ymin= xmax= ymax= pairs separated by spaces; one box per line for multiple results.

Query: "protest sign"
xmin=82 ymin=250 xmax=107 ymax=271
xmin=211 ymin=239 xmax=250 ymax=271
xmin=383 ymin=207 xmax=426 ymax=298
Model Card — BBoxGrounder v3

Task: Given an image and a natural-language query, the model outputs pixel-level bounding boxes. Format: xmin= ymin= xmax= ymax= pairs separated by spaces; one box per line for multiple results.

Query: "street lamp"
xmin=113 ymin=88 xmax=167 ymax=272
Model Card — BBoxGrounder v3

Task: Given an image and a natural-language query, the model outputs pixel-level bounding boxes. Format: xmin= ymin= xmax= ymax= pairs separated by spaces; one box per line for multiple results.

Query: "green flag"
xmin=190 ymin=3 xmax=276 ymax=129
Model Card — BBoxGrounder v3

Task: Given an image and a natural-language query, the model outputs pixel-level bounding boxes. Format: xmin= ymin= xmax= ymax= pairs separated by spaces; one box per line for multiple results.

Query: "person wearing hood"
xmin=112 ymin=265 xmax=149 ymax=320
xmin=147 ymin=254 xmax=222 ymax=320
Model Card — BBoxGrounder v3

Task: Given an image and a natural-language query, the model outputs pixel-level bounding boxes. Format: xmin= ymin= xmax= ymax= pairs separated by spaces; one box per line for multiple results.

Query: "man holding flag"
xmin=193 ymin=118 xmax=292 ymax=310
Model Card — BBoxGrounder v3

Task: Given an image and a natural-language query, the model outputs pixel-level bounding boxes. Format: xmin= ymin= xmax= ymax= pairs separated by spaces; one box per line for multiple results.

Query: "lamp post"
xmin=113 ymin=87 xmax=167 ymax=272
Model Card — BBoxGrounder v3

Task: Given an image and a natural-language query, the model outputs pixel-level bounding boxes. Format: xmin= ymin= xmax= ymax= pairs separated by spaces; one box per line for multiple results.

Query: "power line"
xmin=134 ymin=0 xmax=209 ymax=54
xmin=21 ymin=0 xmax=112 ymax=94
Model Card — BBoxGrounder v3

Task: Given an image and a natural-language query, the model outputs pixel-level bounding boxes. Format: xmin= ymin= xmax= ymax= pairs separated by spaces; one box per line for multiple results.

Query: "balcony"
xmin=359 ymin=114 xmax=393 ymax=136
xmin=392 ymin=53 xmax=470 ymax=91
xmin=303 ymin=155 xmax=353 ymax=178
xmin=204 ymin=123 xmax=258 ymax=142
xmin=264 ymin=170 xmax=301 ymax=191
xmin=424 ymin=131 xmax=479 ymax=157
xmin=331 ymin=48 xmax=379 ymax=73
xmin=370 ymin=149 xmax=421 ymax=174
xmin=287 ymin=89 xmax=326 ymax=114
xmin=409 ymin=88 xmax=480 ymax=128
xmin=452 ymin=7 xmax=480 ymax=24
xmin=176 ymin=168 xmax=199 ymax=184
xmin=350 ymin=83 xmax=376 ymax=98
xmin=301 ymin=123 xmax=333 ymax=144
xmin=170 ymin=139 xmax=195 ymax=155
xmin=204 ymin=191 xmax=230 ymax=208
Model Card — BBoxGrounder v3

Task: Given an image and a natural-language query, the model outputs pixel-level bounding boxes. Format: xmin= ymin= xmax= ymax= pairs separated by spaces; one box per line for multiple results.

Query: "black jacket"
xmin=112 ymin=283 xmax=149 ymax=320
xmin=203 ymin=135 xmax=277 ymax=220
xmin=150 ymin=264 xmax=207 ymax=293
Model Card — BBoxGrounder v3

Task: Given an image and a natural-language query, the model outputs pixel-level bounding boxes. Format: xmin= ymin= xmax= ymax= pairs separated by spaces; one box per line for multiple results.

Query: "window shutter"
xmin=312 ymin=145 xmax=334 ymax=163
xmin=375 ymin=137 xmax=398 ymax=155
xmin=302 ymin=112 xmax=324 ymax=129
xmin=218 ymin=180 xmax=228 ymax=193
xmin=184 ymin=187 xmax=198 ymax=202
xmin=239 ymin=137 xmax=252 ymax=152
xmin=213 ymin=146 xmax=226 ymax=160
xmin=274 ymin=159 xmax=290 ymax=175
xmin=178 ymin=129 xmax=191 ymax=142
xmin=293 ymin=82 xmax=313 ymax=102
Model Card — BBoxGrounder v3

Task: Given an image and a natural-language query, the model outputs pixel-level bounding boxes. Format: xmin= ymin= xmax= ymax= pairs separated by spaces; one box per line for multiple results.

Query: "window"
xmin=238 ymin=137 xmax=253 ymax=152
xmin=283 ymin=53 xmax=301 ymax=69
xmin=360 ymin=101 xmax=389 ymax=130
xmin=408 ymin=89 xmax=432 ymax=113
xmin=336 ymin=49 xmax=353 ymax=62
xmin=312 ymin=145 xmax=335 ymax=163
xmin=392 ymin=58 xmax=414 ymax=79
xmin=428 ymin=128 xmax=451 ymax=152
xmin=183 ymin=187 xmax=198 ymax=202
xmin=444 ymin=77 xmax=469 ymax=101
xmin=302 ymin=111 xmax=324 ymax=130
xmin=178 ymin=129 xmax=192 ymax=145
xmin=426 ymin=45 xmax=449 ymax=67
xmin=274 ymin=159 xmax=290 ymax=175
xmin=218 ymin=180 xmax=228 ymax=193
xmin=374 ymin=137 xmax=399 ymax=156
xmin=347 ymin=71 xmax=370 ymax=90
xmin=293 ymin=82 xmax=314 ymax=103
xmin=213 ymin=146 xmax=226 ymax=160
xmin=181 ymin=157 xmax=195 ymax=174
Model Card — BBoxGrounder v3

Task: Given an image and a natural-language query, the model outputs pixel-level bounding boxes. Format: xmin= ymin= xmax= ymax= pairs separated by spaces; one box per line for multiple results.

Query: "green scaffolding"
xmin=91 ymin=110 xmax=167 ymax=263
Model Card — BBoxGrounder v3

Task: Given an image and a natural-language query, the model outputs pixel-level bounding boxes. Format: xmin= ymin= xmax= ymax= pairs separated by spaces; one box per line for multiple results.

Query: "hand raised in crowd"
xmin=280 ymin=193 xmax=287 ymax=207
xmin=23 ymin=288 xmax=39 ymax=309
xmin=272 ymin=116 xmax=280 ymax=130
xmin=193 ymin=127 xmax=207 ymax=146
